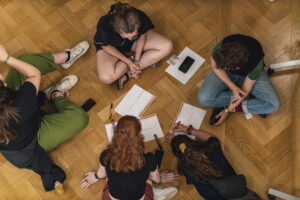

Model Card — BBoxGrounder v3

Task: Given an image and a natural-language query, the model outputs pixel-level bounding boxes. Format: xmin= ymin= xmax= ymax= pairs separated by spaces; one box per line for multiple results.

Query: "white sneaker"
xmin=44 ymin=75 xmax=78 ymax=99
xmin=61 ymin=41 xmax=90 ymax=69
xmin=153 ymin=186 xmax=178 ymax=200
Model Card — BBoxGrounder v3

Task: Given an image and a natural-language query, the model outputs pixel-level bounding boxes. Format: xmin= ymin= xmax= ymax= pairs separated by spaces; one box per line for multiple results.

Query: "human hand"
xmin=0 ymin=45 xmax=9 ymax=62
xmin=127 ymin=60 xmax=140 ymax=75
xmin=80 ymin=172 xmax=99 ymax=188
xmin=232 ymin=87 xmax=246 ymax=101
xmin=228 ymin=98 xmax=242 ymax=111
xmin=171 ymin=122 xmax=188 ymax=133
xmin=165 ymin=132 xmax=175 ymax=143
xmin=213 ymin=110 xmax=228 ymax=126
xmin=160 ymin=171 xmax=178 ymax=183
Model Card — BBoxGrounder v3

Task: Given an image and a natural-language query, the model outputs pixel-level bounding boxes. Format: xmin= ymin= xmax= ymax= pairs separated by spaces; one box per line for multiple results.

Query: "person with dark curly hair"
xmin=166 ymin=123 xmax=261 ymax=200
xmin=80 ymin=116 xmax=178 ymax=200
xmin=94 ymin=2 xmax=173 ymax=90
xmin=197 ymin=34 xmax=280 ymax=125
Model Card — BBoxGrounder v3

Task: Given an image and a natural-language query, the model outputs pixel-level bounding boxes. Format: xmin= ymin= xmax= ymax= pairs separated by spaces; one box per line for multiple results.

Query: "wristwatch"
xmin=224 ymin=107 xmax=230 ymax=116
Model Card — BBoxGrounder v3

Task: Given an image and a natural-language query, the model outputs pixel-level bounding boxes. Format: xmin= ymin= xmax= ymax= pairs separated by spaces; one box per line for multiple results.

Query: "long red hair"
xmin=103 ymin=116 xmax=145 ymax=172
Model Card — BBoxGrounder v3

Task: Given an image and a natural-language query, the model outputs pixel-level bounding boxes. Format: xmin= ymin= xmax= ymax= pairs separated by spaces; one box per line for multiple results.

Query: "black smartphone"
xmin=178 ymin=56 xmax=195 ymax=73
xmin=0 ymin=80 xmax=4 ymax=87
xmin=81 ymin=98 xmax=96 ymax=112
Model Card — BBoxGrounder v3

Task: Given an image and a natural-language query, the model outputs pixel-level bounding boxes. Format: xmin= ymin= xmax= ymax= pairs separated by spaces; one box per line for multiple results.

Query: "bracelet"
xmin=132 ymin=59 xmax=140 ymax=64
xmin=227 ymin=105 xmax=234 ymax=112
xmin=4 ymin=55 xmax=10 ymax=63
xmin=185 ymin=125 xmax=193 ymax=135
xmin=95 ymin=172 xmax=100 ymax=180
xmin=159 ymin=175 xmax=162 ymax=184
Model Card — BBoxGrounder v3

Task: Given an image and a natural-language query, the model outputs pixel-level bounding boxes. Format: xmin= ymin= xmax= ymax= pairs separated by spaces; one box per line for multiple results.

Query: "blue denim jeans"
xmin=197 ymin=70 xmax=280 ymax=114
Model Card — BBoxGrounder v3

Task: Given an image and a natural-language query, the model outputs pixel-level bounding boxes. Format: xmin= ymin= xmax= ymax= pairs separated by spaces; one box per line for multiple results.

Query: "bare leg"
xmin=131 ymin=30 xmax=173 ymax=70
xmin=96 ymin=50 xmax=130 ymax=84
xmin=52 ymin=52 xmax=68 ymax=65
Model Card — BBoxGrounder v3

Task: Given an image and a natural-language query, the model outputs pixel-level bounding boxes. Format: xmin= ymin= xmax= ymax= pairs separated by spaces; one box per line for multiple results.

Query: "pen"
xmin=109 ymin=103 xmax=113 ymax=120
xmin=175 ymin=121 xmax=181 ymax=129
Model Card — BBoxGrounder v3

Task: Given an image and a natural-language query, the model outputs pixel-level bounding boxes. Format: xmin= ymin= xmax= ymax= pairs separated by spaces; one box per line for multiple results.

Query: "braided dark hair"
xmin=171 ymin=135 xmax=223 ymax=182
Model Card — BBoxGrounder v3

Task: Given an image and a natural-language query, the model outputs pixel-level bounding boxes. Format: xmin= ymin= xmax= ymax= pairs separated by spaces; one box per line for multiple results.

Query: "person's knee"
xmin=98 ymin=73 xmax=115 ymax=84
xmin=162 ymin=38 xmax=173 ymax=55
xmin=197 ymin=90 xmax=214 ymax=107
xmin=76 ymin=108 xmax=89 ymax=128
xmin=269 ymin=97 xmax=281 ymax=113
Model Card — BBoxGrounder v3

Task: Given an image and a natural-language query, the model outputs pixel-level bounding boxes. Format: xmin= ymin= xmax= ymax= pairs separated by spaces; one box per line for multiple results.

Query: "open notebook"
xmin=105 ymin=114 xmax=164 ymax=142
xmin=171 ymin=103 xmax=207 ymax=139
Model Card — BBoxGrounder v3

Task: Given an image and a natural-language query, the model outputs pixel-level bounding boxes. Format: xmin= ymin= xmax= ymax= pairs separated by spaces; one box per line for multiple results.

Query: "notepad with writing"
xmin=105 ymin=114 xmax=164 ymax=142
xmin=172 ymin=103 xmax=207 ymax=139
xmin=115 ymin=84 xmax=155 ymax=118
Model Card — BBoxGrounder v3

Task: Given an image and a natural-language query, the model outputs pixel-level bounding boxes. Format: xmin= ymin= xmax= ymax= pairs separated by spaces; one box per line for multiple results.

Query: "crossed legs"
xmin=97 ymin=31 xmax=173 ymax=84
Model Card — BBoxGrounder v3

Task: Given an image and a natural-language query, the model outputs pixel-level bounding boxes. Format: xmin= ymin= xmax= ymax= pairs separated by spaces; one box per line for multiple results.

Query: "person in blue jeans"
xmin=197 ymin=34 xmax=280 ymax=125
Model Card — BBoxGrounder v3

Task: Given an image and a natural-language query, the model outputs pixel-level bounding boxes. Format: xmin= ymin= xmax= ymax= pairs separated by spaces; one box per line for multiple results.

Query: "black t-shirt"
xmin=0 ymin=82 xmax=41 ymax=151
xmin=94 ymin=8 xmax=154 ymax=52
xmin=99 ymin=150 xmax=157 ymax=200
xmin=184 ymin=137 xmax=236 ymax=200
xmin=217 ymin=34 xmax=265 ymax=78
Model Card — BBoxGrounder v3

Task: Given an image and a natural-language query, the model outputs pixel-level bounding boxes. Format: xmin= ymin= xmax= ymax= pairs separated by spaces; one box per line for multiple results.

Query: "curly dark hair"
xmin=171 ymin=135 xmax=223 ymax=182
xmin=213 ymin=42 xmax=250 ymax=71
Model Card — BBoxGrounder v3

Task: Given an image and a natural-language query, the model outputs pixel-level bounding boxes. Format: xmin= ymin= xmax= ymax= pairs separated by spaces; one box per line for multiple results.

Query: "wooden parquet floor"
xmin=0 ymin=0 xmax=299 ymax=199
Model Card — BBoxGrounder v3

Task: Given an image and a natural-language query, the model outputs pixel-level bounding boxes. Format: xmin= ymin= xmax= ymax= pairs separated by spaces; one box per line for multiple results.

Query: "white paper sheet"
xmin=172 ymin=103 xmax=207 ymax=139
xmin=105 ymin=114 xmax=164 ymax=142
xmin=140 ymin=114 xmax=164 ymax=142
xmin=115 ymin=84 xmax=155 ymax=118
xmin=165 ymin=47 xmax=205 ymax=84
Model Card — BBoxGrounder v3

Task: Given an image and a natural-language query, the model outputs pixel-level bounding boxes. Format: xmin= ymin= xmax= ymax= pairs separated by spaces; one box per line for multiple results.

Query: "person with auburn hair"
xmin=94 ymin=2 xmax=173 ymax=90
xmin=166 ymin=123 xmax=261 ymax=200
xmin=197 ymin=34 xmax=280 ymax=125
xmin=0 ymin=42 xmax=89 ymax=193
xmin=80 ymin=116 xmax=178 ymax=200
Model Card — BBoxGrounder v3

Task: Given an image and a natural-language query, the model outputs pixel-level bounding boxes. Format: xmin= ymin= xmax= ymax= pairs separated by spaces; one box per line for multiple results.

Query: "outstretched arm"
xmin=80 ymin=163 xmax=107 ymax=188
xmin=0 ymin=45 xmax=41 ymax=94
xmin=171 ymin=123 xmax=213 ymax=142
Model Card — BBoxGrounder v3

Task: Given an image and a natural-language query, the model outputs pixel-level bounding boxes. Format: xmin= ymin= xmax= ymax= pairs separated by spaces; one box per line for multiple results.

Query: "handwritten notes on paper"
xmin=115 ymin=84 xmax=155 ymax=118
xmin=105 ymin=114 xmax=164 ymax=142
xmin=172 ymin=103 xmax=207 ymax=139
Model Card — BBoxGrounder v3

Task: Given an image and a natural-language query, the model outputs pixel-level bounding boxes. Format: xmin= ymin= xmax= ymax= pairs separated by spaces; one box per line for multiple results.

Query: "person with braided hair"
xmin=80 ymin=116 xmax=178 ymax=200
xmin=94 ymin=2 xmax=173 ymax=90
xmin=166 ymin=123 xmax=261 ymax=200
